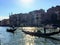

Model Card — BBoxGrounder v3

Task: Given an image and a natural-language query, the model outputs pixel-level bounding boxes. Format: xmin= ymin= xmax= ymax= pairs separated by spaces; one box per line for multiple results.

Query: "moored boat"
xmin=6 ymin=26 xmax=17 ymax=33
xmin=7 ymin=28 xmax=16 ymax=33
xmin=22 ymin=30 xmax=60 ymax=37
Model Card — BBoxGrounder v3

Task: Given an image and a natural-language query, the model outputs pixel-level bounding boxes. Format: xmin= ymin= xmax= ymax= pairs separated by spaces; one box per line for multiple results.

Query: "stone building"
xmin=47 ymin=6 xmax=60 ymax=24
xmin=29 ymin=9 xmax=45 ymax=26
xmin=9 ymin=9 xmax=45 ymax=27
xmin=1 ymin=19 xmax=9 ymax=26
xmin=9 ymin=13 xmax=29 ymax=26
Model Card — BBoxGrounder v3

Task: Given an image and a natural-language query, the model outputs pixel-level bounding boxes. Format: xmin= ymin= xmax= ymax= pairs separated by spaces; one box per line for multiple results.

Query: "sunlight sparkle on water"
xmin=22 ymin=27 xmax=36 ymax=32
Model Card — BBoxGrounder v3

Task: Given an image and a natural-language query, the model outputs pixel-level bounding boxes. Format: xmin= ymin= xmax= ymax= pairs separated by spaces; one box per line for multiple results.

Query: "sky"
xmin=0 ymin=0 xmax=60 ymax=20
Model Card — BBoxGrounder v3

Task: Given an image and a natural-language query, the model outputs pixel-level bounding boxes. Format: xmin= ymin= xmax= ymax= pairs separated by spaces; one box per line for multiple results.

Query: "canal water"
xmin=0 ymin=27 xmax=60 ymax=45
xmin=0 ymin=27 xmax=13 ymax=45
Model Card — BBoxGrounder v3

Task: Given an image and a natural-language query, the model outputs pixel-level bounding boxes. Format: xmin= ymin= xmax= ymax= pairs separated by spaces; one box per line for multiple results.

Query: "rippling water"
xmin=0 ymin=27 xmax=13 ymax=45
xmin=12 ymin=27 xmax=60 ymax=45
xmin=0 ymin=27 xmax=60 ymax=45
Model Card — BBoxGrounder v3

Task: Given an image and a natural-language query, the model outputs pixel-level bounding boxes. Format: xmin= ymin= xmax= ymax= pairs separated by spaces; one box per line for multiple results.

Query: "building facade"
xmin=0 ymin=19 xmax=9 ymax=26
xmin=29 ymin=9 xmax=45 ymax=26
xmin=9 ymin=9 xmax=45 ymax=27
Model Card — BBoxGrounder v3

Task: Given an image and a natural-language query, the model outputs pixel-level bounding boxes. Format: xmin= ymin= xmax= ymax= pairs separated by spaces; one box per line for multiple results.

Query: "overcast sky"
xmin=0 ymin=0 xmax=60 ymax=20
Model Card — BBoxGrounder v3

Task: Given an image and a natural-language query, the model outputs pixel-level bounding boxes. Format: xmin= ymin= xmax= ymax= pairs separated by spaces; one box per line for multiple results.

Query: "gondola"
xmin=7 ymin=28 xmax=16 ymax=33
xmin=6 ymin=26 xmax=16 ymax=33
xmin=22 ymin=30 xmax=60 ymax=41
xmin=22 ymin=30 xmax=60 ymax=37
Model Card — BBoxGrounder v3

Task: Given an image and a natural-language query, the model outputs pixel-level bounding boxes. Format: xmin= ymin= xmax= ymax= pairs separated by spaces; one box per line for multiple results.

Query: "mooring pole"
xmin=44 ymin=26 xmax=46 ymax=34
xmin=44 ymin=26 xmax=47 ymax=42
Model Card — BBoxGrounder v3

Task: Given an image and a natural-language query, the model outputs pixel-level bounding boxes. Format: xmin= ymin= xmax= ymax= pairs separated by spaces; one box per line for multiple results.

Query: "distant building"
xmin=29 ymin=9 xmax=45 ymax=26
xmin=8 ymin=5 xmax=60 ymax=27
xmin=9 ymin=9 xmax=45 ymax=27
xmin=42 ymin=5 xmax=60 ymax=27
xmin=47 ymin=6 xmax=60 ymax=20
xmin=1 ymin=19 xmax=9 ymax=26
xmin=9 ymin=14 xmax=20 ymax=27
xmin=9 ymin=13 xmax=29 ymax=26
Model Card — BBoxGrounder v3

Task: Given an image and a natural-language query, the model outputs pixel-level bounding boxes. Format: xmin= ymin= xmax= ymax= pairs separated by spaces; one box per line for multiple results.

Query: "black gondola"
xmin=7 ymin=28 xmax=16 ymax=33
xmin=22 ymin=30 xmax=60 ymax=37
xmin=22 ymin=30 xmax=60 ymax=41
xmin=6 ymin=25 xmax=16 ymax=33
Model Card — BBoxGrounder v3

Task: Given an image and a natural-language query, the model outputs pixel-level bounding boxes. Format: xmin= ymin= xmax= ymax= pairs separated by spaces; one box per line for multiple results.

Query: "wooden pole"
xmin=44 ymin=27 xmax=46 ymax=34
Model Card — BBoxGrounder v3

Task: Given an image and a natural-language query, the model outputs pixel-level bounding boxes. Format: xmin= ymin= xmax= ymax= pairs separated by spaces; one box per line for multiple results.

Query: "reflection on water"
xmin=24 ymin=35 xmax=35 ymax=45
xmin=0 ymin=27 xmax=60 ymax=45
xmin=22 ymin=27 xmax=36 ymax=32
